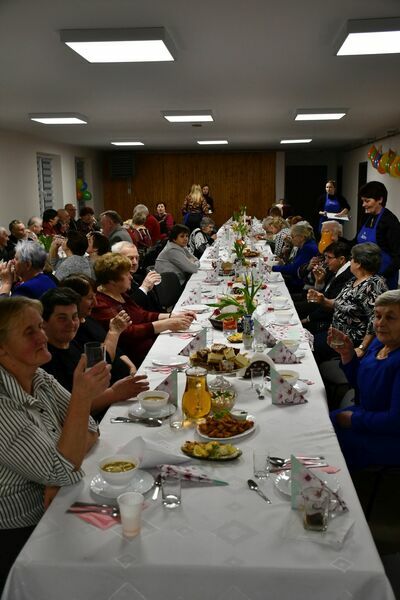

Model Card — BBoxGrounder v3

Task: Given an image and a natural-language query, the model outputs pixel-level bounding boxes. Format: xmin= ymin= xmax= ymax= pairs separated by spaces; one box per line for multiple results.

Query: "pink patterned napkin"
xmin=179 ymin=328 xmax=207 ymax=356
xmin=253 ymin=317 xmax=277 ymax=347
xmin=268 ymin=341 xmax=300 ymax=364
xmin=160 ymin=464 xmax=228 ymax=486
xmin=74 ymin=512 xmax=119 ymax=529
xmin=290 ymin=456 xmax=347 ymax=513
xmin=270 ymin=365 xmax=307 ymax=406
xmin=155 ymin=369 xmax=178 ymax=407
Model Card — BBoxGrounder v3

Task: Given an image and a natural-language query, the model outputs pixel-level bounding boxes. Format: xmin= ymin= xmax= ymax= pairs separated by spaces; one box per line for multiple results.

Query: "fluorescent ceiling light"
xmin=111 ymin=141 xmax=144 ymax=146
xmin=295 ymin=111 xmax=346 ymax=121
xmin=280 ymin=139 xmax=312 ymax=144
xmin=60 ymin=28 xmax=175 ymax=63
xmin=29 ymin=113 xmax=87 ymax=125
xmin=336 ymin=17 xmax=400 ymax=55
xmin=163 ymin=111 xmax=214 ymax=123
xmin=197 ymin=140 xmax=228 ymax=145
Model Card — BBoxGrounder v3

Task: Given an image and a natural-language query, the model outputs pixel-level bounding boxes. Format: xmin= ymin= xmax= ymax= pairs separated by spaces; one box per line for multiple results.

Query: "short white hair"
xmin=321 ymin=220 xmax=343 ymax=236
xmin=111 ymin=241 xmax=135 ymax=253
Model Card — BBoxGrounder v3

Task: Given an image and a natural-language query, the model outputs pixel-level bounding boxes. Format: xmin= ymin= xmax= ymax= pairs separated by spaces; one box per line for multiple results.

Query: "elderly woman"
xmin=0 ymin=240 xmax=56 ymax=299
xmin=263 ymin=216 xmax=291 ymax=259
xmin=154 ymin=202 xmax=174 ymax=235
xmin=128 ymin=211 xmax=152 ymax=259
xmin=329 ymin=290 xmax=400 ymax=469
xmin=272 ymin=221 xmax=318 ymax=292
xmin=49 ymin=230 xmax=92 ymax=281
xmin=0 ymin=296 xmax=110 ymax=588
xmin=309 ymin=242 xmax=388 ymax=363
xmin=189 ymin=217 xmax=216 ymax=258
xmin=155 ymin=224 xmax=200 ymax=285
xmin=182 ymin=184 xmax=210 ymax=232
xmin=92 ymin=253 xmax=194 ymax=365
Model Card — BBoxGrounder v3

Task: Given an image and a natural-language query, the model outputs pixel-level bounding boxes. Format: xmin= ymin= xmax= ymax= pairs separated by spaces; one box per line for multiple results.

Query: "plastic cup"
xmin=84 ymin=342 xmax=106 ymax=369
xmin=117 ymin=492 xmax=144 ymax=538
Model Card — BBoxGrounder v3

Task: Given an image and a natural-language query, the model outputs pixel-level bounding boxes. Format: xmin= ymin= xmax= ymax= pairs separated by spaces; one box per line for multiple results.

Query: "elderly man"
xmin=55 ymin=208 xmax=71 ymax=236
xmin=112 ymin=241 xmax=162 ymax=311
xmin=6 ymin=219 xmax=26 ymax=257
xmin=26 ymin=217 xmax=43 ymax=241
xmin=65 ymin=203 xmax=78 ymax=230
xmin=0 ymin=227 xmax=10 ymax=261
xmin=100 ymin=210 xmax=132 ymax=245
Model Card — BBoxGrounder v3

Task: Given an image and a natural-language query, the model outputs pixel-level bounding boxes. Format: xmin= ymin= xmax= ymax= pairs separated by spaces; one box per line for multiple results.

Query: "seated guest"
xmin=0 ymin=227 xmax=10 ymax=261
xmin=77 ymin=206 xmax=99 ymax=235
xmin=155 ymin=224 xmax=200 ymax=285
xmin=64 ymin=203 xmax=78 ymax=231
xmin=41 ymin=208 xmax=59 ymax=237
xmin=132 ymin=203 xmax=163 ymax=244
xmin=189 ymin=217 xmax=216 ymax=258
xmin=6 ymin=219 xmax=26 ymax=257
xmin=309 ymin=242 xmax=387 ymax=363
xmin=0 ymin=296 xmax=109 ymax=588
xmin=329 ymin=290 xmax=400 ymax=470
xmin=60 ymin=274 xmax=137 ymax=378
xmin=0 ymin=240 xmax=57 ymax=298
xmin=92 ymin=253 xmax=195 ymax=365
xmin=26 ymin=217 xmax=43 ymax=242
xmin=40 ymin=288 xmax=149 ymax=416
xmin=100 ymin=210 xmax=132 ymax=245
xmin=263 ymin=216 xmax=291 ymax=260
xmin=128 ymin=211 xmax=152 ymax=261
xmin=87 ymin=231 xmax=111 ymax=267
xmin=299 ymin=240 xmax=353 ymax=333
xmin=54 ymin=209 xmax=71 ymax=236
xmin=272 ymin=222 xmax=318 ymax=292
xmin=112 ymin=241 xmax=162 ymax=311
xmin=155 ymin=202 xmax=174 ymax=235
xmin=49 ymin=230 xmax=92 ymax=280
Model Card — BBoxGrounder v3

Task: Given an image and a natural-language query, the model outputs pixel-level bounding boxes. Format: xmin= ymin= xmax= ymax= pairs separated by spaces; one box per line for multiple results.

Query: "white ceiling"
xmin=1 ymin=0 xmax=399 ymax=151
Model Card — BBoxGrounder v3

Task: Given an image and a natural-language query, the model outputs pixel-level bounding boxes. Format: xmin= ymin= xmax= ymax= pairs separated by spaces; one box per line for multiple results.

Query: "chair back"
xmin=154 ymin=272 xmax=183 ymax=311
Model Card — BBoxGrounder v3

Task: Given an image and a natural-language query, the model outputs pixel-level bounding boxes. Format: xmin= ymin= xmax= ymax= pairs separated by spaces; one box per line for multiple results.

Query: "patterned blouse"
xmin=332 ymin=275 xmax=388 ymax=345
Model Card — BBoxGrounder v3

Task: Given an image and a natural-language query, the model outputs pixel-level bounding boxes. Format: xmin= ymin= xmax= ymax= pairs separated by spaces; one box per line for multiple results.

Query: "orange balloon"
xmin=385 ymin=149 xmax=396 ymax=173
xmin=390 ymin=156 xmax=400 ymax=177
xmin=368 ymin=145 xmax=377 ymax=160
xmin=77 ymin=191 xmax=83 ymax=200
xmin=377 ymin=152 xmax=388 ymax=174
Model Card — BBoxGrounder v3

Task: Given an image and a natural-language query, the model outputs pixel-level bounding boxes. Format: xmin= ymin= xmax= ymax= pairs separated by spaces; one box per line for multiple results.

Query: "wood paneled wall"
xmin=103 ymin=151 xmax=276 ymax=226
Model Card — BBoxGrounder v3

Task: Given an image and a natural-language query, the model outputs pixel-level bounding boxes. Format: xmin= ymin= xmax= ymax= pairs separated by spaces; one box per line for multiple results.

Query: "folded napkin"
xmin=253 ymin=317 xmax=277 ymax=347
xmin=290 ymin=456 xmax=347 ymax=513
xmin=268 ymin=341 xmax=301 ymax=364
xmin=160 ymin=464 xmax=228 ymax=486
xmin=154 ymin=369 xmax=178 ymax=407
xmin=116 ymin=436 xmax=190 ymax=469
xmin=179 ymin=328 xmax=206 ymax=356
xmin=270 ymin=365 xmax=307 ymax=406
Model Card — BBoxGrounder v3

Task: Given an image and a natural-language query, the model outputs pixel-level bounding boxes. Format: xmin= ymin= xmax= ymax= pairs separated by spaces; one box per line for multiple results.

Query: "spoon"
xmin=110 ymin=416 xmax=163 ymax=427
xmin=247 ymin=479 xmax=272 ymax=504
xmin=152 ymin=474 xmax=162 ymax=500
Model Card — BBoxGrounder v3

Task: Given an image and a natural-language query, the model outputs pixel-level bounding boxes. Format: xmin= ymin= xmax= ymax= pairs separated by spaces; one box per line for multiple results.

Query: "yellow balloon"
xmin=76 ymin=178 xmax=83 ymax=190
xmin=390 ymin=156 xmax=400 ymax=177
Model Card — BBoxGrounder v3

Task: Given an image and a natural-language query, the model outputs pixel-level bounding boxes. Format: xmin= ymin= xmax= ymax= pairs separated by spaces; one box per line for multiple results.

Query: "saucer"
xmin=128 ymin=404 xmax=176 ymax=419
xmin=90 ymin=470 xmax=154 ymax=499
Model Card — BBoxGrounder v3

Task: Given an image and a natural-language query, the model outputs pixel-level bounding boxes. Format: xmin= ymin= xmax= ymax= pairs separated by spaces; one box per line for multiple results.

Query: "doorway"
xmin=285 ymin=165 xmax=328 ymax=232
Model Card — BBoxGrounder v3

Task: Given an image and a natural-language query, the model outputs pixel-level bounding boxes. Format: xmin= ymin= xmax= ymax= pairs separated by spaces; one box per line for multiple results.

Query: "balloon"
xmin=82 ymin=190 xmax=92 ymax=201
xmin=80 ymin=181 xmax=88 ymax=192
xmin=76 ymin=178 xmax=83 ymax=191
xmin=373 ymin=152 xmax=382 ymax=169
xmin=368 ymin=145 xmax=377 ymax=161
xmin=390 ymin=156 xmax=400 ymax=177
xmin=384 ymin=149 xmax=396 ymax=173
xmin=377 ymin=152 xmax=388 ymax=174
xmin=77 ymin=191 xmax=83 ymax=200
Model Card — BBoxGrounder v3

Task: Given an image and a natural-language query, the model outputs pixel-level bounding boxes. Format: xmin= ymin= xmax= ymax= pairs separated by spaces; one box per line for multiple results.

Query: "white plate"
xmin=273 ymin=471 xmax=340 ymax=497
xmin=269 ymin=318 xmax=298 ymax=326
xmin=90 ymin=470 xmax=154 ymax=499
xmin=197 ymin=415 xmax=256 ymax=441
xmin=182 ymin=304 xmax=210 ymax=313
xmin=152 ymin=356 xmax=189 ymax=367
xmin=128 ymin=403 xmax=176 ymax=419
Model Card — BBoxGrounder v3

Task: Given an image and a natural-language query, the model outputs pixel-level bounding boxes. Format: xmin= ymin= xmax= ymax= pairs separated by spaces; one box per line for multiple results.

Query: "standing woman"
xmin=317 ymin=180 xmax=350 ymax=233
xmin=356 ymin=181 xmax=400 ymax=290
xmin=182 ymin=184 xmax=209 ymax=232
xmin=0 ymin=297 xmax=110 ymax=590
xmin=202 ymin=184 xmax=214 ymax=214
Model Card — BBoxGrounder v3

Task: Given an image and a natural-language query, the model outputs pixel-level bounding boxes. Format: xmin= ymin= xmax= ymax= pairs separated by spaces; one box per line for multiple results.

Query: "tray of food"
xmin=181 ymin=440 xmax=242 ymax=461
xmin=190 ymin=344 xmax=250 ymax=373
xmin=197 ymin=413 xmax=255 ymax=440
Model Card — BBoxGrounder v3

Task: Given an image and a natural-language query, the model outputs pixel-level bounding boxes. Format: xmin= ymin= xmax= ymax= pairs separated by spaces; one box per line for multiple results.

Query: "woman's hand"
xmin=109 ymin=310 xmax=132 ymax=334
xmin=168 ymin=315 xmax=194 ymax=331
xmin=110 ymin=374 xmax=149 ymax=402
xmin=0 ymin=260 xmax=15 ymax=290
xmin=335 ymin=411 xmax=352 ymax=429
xmin=72 ymin=355 xmax=111 ymax=404
xmin=327 ymin=327 xmax=355 ymax=363
xmin=44 ymin=485 xmax=60 ymax=510
xmin=172 ymin=310 xmax=197 ymax=321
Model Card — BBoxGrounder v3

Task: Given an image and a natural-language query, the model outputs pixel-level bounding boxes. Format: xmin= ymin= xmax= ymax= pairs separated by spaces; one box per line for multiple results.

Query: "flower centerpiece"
xmin=208 ymin=273 xmax=262 ymax=322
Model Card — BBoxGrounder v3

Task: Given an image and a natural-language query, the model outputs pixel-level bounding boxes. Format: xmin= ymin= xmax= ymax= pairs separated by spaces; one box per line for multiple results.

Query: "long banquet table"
xmin=2 ymin=241 xmax=395 ymax=600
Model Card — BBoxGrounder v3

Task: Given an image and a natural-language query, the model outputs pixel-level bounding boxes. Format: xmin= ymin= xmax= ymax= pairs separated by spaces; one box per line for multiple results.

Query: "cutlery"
xmin=110 ymin=416 xmax=163 ymax=426
xmin=67 ymin=507 xmax=119 ymax=517
xmin=269 ymin=455 xmax=325 ymax=466
xmin=152 ymin=474 xmax=162 ymax=500
xmin=247 ymin=479 xmax=272 ymax=504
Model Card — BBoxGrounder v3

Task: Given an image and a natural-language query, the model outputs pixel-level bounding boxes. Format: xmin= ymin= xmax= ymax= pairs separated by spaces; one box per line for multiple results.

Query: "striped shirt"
xmin=0 ymin=366 xmax=97 ymax=529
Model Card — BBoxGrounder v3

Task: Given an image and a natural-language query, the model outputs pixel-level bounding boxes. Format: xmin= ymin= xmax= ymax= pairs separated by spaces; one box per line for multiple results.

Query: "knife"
xmin=110 ymin=416 xmax=163 ymax=426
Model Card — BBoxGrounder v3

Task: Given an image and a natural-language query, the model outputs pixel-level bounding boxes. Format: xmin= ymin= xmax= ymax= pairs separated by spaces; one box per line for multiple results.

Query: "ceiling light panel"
xmin=162 ymin=111 xmax=213 ymax=123
xmin=111 ymin=141 xmax=144 ymax=146
xmin=29 ymin=113 xmax=87 ymax=125
xmin=295 ymin=111 xmax=346 ymax=121
xmin=336 ymin=17 xmax=400 ymax=55
xmin=60 ymin=28 xmax=175 ymax=63
xmin=197 ymin=140 xmax=228 ymax=145
xmin=280 ymin=139 xmax=312 ymax=144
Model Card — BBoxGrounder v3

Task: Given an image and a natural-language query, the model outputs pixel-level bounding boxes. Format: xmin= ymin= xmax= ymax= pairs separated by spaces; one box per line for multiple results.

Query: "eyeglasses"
xmin=324 ymin=255 xmax=336 ymax=260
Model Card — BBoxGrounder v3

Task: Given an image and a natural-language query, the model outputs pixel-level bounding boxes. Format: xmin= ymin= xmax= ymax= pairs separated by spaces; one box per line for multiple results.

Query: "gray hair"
xmin=291 ymin=221 xmax=315 ymax=240
xmin=200 ymin=217 xmax=214 ymax=229
xmin=15 ymin=240 xmax=47 ymax=269
xmin=132 ymin=211 xmax=147 ymax=226
xmin=133 ymin=204 xmax=149 ymax=216
xmin=111 ymin=241 xmax=135 ymax=253
xmin=321 ymin=220 xmax=343 ymax=236
xmin=375 ymin=289 xmax=400 ymax=308
xmin=351 ymin=242 xmax=381 ymax=274
xmin=27 ymin=216 xmax=42 ymax=228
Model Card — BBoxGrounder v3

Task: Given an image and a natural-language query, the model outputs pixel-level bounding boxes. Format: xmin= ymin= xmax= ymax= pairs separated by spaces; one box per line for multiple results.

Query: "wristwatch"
xmin=358 ymin=344 xmax=366 ymax=352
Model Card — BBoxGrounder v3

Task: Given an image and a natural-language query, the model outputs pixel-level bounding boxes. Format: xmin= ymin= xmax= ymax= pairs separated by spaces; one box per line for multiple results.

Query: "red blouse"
xmin=92 ymin=292 xmax=160 ymax=366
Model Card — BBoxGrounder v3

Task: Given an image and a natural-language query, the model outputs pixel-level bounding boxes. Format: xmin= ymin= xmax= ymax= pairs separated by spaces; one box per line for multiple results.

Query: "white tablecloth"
xmin=2 ymin=244 xmax=394 ymax=600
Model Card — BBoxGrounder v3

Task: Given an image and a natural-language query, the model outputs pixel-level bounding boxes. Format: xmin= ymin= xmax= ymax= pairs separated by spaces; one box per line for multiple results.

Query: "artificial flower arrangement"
xmin=207 ymin=273 xmax=262 ymax=321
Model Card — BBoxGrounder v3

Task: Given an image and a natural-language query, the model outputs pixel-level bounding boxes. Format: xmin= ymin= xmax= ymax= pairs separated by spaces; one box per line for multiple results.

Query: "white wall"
xmin=341 ymin=136 xmax=400 ymax=238
xmin=0 ymin=128 xmax=103 ymax=227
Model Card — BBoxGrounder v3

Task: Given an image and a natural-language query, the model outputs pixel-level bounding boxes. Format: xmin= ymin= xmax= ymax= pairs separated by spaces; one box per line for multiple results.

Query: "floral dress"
xmin=331 ymin=275 xmax=387 ymax=346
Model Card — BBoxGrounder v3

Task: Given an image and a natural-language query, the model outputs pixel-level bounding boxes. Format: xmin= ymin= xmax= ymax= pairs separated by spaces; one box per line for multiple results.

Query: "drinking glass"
xmin=162 ymin=475 xmax=181 ymax=509
xmin=253 ymin=451 xmax=269 ymax=479
xmin=302 ymin=487 xmax=331 ymax=532
xmin=84 ymin=342 xmax=106 ymax=369
xmin=117 ymin=492 xmax=144 ymax=538
xmin=329 ymin=327 xmax=345 ymax=349
xmin=147 ymin=268 xmax=162 ymax=286
xmin=251 ymin=368 xmax=265 ymax=396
